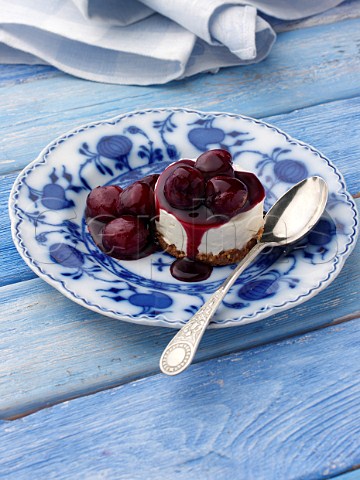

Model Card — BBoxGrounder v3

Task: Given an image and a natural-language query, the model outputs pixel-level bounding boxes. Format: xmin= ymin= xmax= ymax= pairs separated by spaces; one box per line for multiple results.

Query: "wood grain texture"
xmin=272 ymin=0 xmax=360 ymax=32
xmin=1 ymin=18 xmax=360 ymax=175
xmin=0 ymin=319 xmax=359 ymax=480
xmin=0 ymin=64 xmax=58 ymax=86
xmin=265 ymin=97 xmax=360 ymax=198
xmin=1 ymin=172 xmax=37 ymax=287
xmin=2 ymin=95 xmax=360 ymax=288
xmin=0 ymin=199 xmax=358 ymax=419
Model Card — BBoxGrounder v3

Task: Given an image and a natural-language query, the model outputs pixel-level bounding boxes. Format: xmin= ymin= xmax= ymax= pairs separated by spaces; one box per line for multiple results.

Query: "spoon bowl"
xmin=262 ymin=176 xmax=328 ymax=245
xmin=160 ymin=176 xmax=329 ymax=376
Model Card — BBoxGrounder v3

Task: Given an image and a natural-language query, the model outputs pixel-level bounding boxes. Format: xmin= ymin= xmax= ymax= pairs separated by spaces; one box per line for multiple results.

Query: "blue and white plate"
xmin=9 ymin=108 xmax=358 ymax=328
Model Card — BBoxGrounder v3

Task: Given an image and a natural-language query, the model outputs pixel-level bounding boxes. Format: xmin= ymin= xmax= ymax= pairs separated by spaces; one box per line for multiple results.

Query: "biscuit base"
xmin=156 ymin=227 xmax=264 ymax=266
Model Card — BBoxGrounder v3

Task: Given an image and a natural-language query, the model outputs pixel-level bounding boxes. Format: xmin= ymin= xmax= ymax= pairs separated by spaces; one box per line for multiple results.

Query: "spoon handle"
xmin=160 ymin=242 xmax=267 ymax=375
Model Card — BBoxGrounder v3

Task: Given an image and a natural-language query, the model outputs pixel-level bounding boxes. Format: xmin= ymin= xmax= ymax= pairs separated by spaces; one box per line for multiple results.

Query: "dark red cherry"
xmin=102 ymin=215 xmax=149 ymax=258
xmin=164 ymin=165 xmax=205 ymax=210
xmin=119 ymin=181 xmax=155 ymax=217
xmin=205 ymin=176 xmax=248 ymax=218
xmin=235 ymin=171 xmax=265 ymax=210
xmin=86 ymin=185 xmax=122 ymax=221
xmin=195 ymin=149 xmax=234 ymax=180
xmin=140 ymin=174 xmax=159 ymax=190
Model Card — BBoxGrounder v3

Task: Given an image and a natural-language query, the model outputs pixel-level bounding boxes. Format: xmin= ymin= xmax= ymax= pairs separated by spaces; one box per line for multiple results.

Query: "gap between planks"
xmin=0 ymin=317 xmax=359 ymax=480
xmin=330 ymin=465 xmax=360 ymax=480
xmin=5 ymin=314 xmax=360 ymax=421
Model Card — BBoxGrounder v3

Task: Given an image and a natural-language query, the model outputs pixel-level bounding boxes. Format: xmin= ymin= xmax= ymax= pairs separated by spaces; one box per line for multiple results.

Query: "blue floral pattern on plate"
xmin=9 ymin=108 xmax=359 ymax=328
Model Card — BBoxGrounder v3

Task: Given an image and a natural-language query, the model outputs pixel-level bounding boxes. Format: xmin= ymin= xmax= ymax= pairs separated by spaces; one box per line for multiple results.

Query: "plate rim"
xmin=8 ymin=107 xmax=359 ymax=329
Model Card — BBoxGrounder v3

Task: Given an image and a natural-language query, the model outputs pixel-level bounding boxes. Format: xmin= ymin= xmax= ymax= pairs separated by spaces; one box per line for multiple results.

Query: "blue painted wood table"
xmin=1 ymin=2 xmax=359 ymax=479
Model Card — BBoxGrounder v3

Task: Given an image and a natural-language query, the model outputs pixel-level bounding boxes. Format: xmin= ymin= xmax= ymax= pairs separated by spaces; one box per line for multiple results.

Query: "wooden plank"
xmin=264 ymin=96 xmax=360 ymax=197
xmin=0 ymin=64 xmax=58 ymax=86
xmin=0 ymin=198 xmax=359 ymax=419
xmin=0 ymin=173 xmax=37 ymax=287
xmin=332 ymin=470 xmax=360 ymax=480
xmin=272 ymin=0 xmax=360 ymax=32
xmin=1 ymin=18 xmax=360 ymax=175
xmin=2 ymin=94 xmax=360 ymax=287
xmin=0 ymin=318 xmax=359 ymax=480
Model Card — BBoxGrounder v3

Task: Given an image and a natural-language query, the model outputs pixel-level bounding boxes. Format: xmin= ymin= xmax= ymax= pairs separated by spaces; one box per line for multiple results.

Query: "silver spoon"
xmin=160 ymin=176 xmax=328 ymax=376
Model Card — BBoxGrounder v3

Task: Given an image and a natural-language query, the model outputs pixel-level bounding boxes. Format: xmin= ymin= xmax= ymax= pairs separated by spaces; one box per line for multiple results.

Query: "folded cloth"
xmin=0 ymin=0 xmax=345 ymax=85
xmin=71 ymin=0 xmax=153 ymax=26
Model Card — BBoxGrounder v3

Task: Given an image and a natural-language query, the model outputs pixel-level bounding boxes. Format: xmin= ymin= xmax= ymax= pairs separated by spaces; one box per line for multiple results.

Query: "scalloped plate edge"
xmin=8 ymin=107 xmax=359 ymax=329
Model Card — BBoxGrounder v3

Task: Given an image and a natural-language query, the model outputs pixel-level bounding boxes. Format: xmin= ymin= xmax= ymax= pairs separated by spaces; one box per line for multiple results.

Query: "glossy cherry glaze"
xmin=86 ymin=185 xmax=122 ymax=221
xmin=156 ymin=160 xmax=221 ymax=227
xmin=164 ymin=165 xmax=205 ymax=209
xmin=170 ymin=257 xmax=213 ymax=282
xmin=138 ymin=173 xmax=159 ymax=190
xmin=235 ymin=171 xmax=265 ymax=211
xmin=195 ymin=149 xmax=234 ymax=180
xmin=155 ymin=156 xmax=265 ymax=261
xmin=119 ymin=181 xmax=155 ymax=217
xmin=205 ymin=176 xmax=248 ymax=217
xmin=102 ymin=216 xmax=149 ymax=257
xmin=86 ymin=177 xmax=157 ymax=261
xmin=86 ymin=215 xmax=157 ymax=260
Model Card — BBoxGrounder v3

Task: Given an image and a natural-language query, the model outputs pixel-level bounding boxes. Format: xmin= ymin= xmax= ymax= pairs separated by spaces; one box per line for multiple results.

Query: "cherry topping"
xmin=86 ymin=185 xmax=122 ymax=221
xmin=235 ymin=171 xmax=265 ymax=210
xmin=205 ymin=176 xmax=248 ymax=218
xmin=85 ymin=152 xmax=265 ymax=280
xmin=139 ymin=173 xmax=159 ymax=190
xmin=195 ymin=149 xmax=234 ymax=180
xmin=164 ymin=165 xmax=205 ymax=210
xmin=102 ymin=215 xmax=150 ymax=258
xmin=119 ymin=181 xmax=155 ymax=218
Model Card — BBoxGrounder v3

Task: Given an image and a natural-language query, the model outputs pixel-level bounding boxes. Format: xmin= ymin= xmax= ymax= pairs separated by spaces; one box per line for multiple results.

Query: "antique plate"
xmin=9 ymin=108 xmax=358 ymax=328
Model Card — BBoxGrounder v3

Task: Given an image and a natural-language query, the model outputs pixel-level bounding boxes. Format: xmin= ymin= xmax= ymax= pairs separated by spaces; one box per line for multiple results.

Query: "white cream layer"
xmin=156 ymin=200 xmax=264 ymax=256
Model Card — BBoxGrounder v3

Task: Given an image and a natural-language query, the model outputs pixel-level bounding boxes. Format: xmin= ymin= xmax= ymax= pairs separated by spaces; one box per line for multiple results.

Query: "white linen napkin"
xmin=71 ymin=0 xmax=153 ymax=26
xmin=0 ymin=0 xmax=344 ymax=85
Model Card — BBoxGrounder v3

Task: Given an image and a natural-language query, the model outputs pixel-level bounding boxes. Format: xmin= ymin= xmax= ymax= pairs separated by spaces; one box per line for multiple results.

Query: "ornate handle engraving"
xmin=160 ymin=290 xmax=224 ymax=375
xmin=160 ymin=243 xmax=267 ymax=376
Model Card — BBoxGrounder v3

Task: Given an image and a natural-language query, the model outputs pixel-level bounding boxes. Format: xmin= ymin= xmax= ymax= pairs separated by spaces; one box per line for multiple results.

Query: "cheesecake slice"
xmin=154 ymin=149 xmax=265 ymax=266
